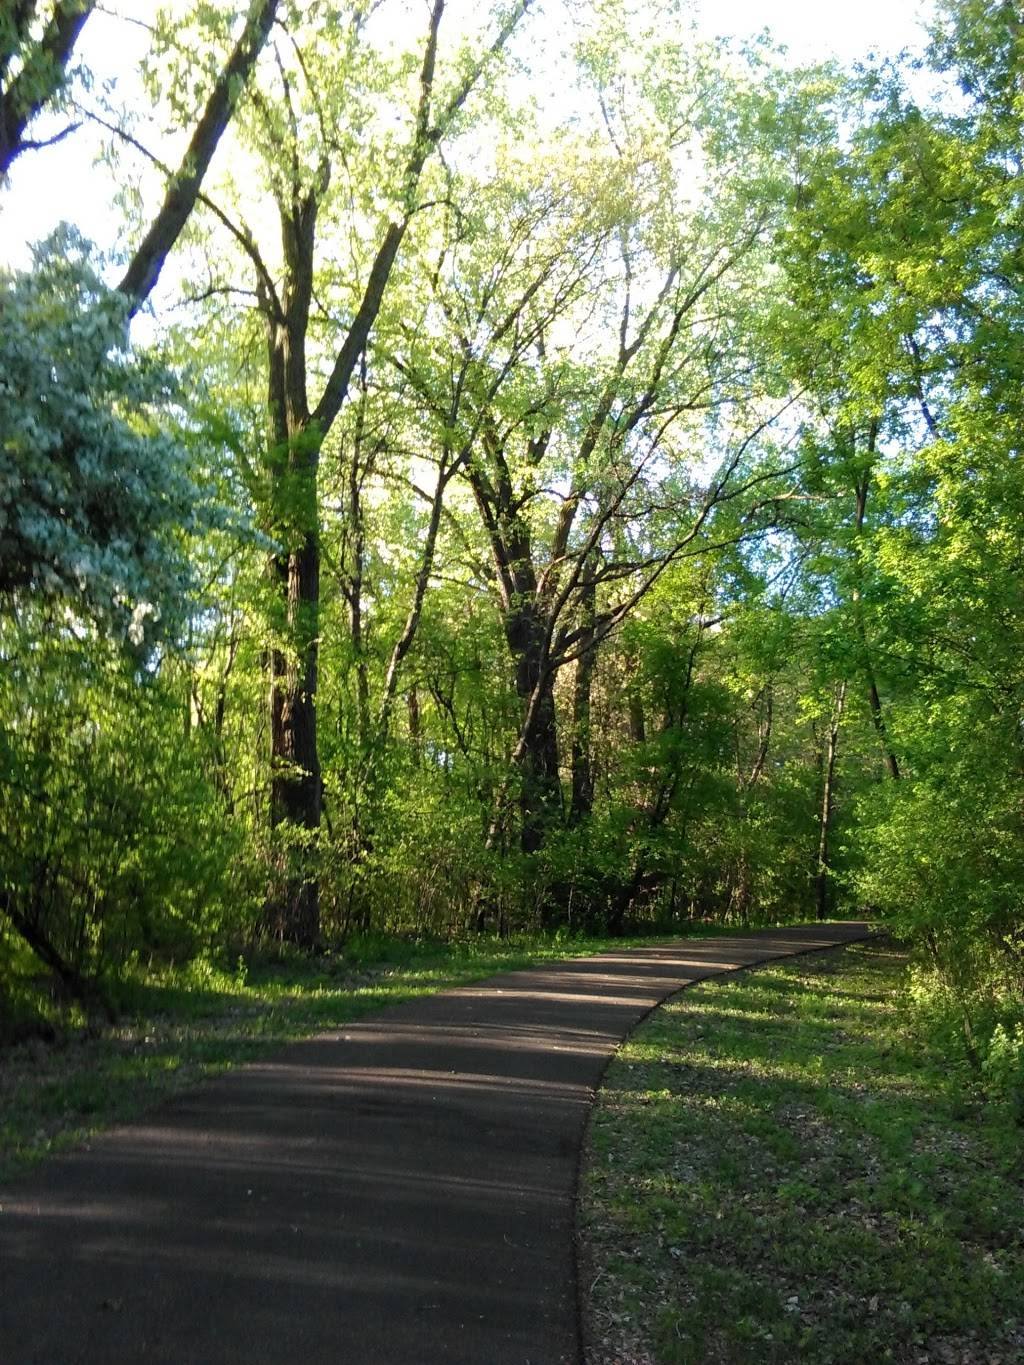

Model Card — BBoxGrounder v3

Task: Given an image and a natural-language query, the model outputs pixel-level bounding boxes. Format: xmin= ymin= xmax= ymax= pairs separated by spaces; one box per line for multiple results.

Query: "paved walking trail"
xmin=0 ymin=921 xmax=869 ymax=1364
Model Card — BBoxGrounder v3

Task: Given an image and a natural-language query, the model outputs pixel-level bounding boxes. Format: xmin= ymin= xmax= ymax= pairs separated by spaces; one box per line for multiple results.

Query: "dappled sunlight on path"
xmin=0 ymin=922 xmax=869 ymax=1365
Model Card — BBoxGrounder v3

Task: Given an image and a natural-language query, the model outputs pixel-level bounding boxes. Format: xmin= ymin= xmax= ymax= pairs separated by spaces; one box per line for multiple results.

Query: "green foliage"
xmin=2 ymin=0 xmax=1022 ymax=1121
xmin=0 ymin=233 xmax=208 ymax=643
xmin=982 ymin=1022 xmax=1024 ymax=1115
xmin=0 ymin=616 xmax=257 ymax=981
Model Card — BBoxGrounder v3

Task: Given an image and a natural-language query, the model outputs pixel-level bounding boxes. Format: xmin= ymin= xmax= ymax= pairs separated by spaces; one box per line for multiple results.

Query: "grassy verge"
xmin=579 ymin=940 xmax=1024 ymax=1365
xmin=0 ymin=920 xmax=769 ymax=1183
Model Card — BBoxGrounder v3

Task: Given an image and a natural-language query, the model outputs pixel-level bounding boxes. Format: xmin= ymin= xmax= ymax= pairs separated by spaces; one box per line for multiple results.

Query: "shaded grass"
xmin=0 ymin=920 xmax=772 ymax=1183
xmin=579 ymin=940 xmax=1024 ymax=1365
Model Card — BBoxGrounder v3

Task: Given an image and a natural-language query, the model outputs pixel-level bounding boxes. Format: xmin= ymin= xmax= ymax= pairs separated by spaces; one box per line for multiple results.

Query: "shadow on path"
xmin=0 ymin=922 xmax=869 ymax=1365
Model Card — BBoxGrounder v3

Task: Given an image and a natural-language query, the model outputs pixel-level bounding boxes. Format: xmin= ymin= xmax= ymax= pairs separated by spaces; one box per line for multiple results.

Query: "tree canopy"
xmin=1 ymin=0 xmax=1021 ymax=1093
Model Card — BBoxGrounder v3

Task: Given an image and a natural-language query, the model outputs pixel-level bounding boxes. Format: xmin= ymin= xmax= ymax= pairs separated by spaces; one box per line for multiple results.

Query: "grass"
xmin=579 ymin=940 xmax=1024 ymax=1365
xmin=0 ymin=920 xmax=772 ymax=1183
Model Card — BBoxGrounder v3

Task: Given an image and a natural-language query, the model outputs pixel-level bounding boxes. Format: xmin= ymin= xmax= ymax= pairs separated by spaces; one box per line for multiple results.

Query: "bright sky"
xmin=0 ymin=0 xmax=936 ymax=271
xmin=696 ymin=0 xmax=934 ymax=64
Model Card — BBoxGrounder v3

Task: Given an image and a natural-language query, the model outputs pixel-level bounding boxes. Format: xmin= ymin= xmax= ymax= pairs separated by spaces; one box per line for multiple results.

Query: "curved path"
xmin=0 ymin=921 xmax=869 ymax=1364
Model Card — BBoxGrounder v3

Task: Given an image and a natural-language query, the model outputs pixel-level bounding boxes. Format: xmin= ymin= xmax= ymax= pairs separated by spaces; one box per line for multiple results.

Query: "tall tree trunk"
xmin=247 ymin=1 xmax=533 ymax=947
xmin=521 ymin=708 xmax=560 ymax=851
xmin=263 ymin=196 xmax=322 ymax=947
xmin=569 ymin=575 xmax=597 ymax=825
xmin=504 ymin=594 xmax=562 ymax=853
xmin=268 ymin=524 xmax=321 ymax=947
xmin=814 ymin=680 xmax=846 ymax=920
xmin=347 ymin=462 xmax=371 ymax=761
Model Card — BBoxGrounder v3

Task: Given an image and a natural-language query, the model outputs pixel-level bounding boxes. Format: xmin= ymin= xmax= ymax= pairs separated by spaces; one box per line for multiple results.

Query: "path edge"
xmin=569 ymin=923 xmax=876 ymax=1365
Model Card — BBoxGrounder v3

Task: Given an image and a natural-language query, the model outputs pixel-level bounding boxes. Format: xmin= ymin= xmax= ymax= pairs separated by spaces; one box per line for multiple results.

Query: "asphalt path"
xmin=0 ymin=921 xmax=870 ymax=1364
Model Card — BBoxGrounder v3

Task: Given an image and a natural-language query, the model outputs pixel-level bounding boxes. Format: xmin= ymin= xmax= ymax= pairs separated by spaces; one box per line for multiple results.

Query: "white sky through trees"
xmin=696 ymin=0 xmax=934 ymax=63
xmin=1 ymin=0 xmax=936 ymax=270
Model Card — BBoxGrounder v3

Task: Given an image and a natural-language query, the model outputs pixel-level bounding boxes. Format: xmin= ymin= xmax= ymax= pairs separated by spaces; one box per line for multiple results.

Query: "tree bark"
xmin=466 ymin=443 xmax=564 ymax=855
xmin=267 ymin=527 xmax=321 ymax=946
xmin=510 ymin=605 xmax=562 ymax=852
xmin=569 ymin=575 xmax=597 ymax=825
xmin=263 ymin=187 xmax=322 ymax=947
xmin=346 ymin=393 xmax=371 ymax=759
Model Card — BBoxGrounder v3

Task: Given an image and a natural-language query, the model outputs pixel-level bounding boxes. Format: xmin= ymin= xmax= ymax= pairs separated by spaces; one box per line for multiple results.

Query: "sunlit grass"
xmin=580 ymin=941 xmax=1024 ymax=1365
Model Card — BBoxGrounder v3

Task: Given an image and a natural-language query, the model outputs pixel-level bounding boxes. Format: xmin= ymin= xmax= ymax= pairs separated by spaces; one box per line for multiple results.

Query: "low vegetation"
xmin=580 ymin=941 xmax=1024 ymax=1365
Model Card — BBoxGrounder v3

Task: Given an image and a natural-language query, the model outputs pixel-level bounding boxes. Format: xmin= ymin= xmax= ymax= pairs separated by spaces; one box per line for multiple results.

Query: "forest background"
xmin=1 ymin=0 xmax=1022 ymax=1107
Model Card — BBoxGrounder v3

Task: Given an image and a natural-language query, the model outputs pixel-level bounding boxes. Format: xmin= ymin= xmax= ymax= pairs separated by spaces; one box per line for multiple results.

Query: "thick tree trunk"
xmin=510 ymin=610 xmax=562 ymax=854
xmin=255 ymin=0 xmax=529 ymax=945
xmin=518 ymin=675 xmax=561 ymax=853
xmin=263 ymin=207 xmax=322 ymax=945
xmin=268 ymin=527 xmax=321 ymax=947
xmin=348 ymin=521 xmax=371 ymax=762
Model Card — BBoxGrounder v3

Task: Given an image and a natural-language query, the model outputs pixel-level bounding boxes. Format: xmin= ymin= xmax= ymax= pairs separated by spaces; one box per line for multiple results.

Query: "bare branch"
xmin=87 ymin=109 xmax=283 ymax=319
xmin=117 ymin=0 xmax=279 ymax=313
xmin=1 ymin=0 xmax=94 ymax=178
xmin=20 ymin=120 xmax=81 ymax=152
xmin=311 ymin=0 xmax=531 ymax=436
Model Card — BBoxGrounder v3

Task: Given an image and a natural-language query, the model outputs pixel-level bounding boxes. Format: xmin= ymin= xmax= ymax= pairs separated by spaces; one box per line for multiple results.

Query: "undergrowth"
xmin=580 ymin=940 xmax=1024 ymax=1365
